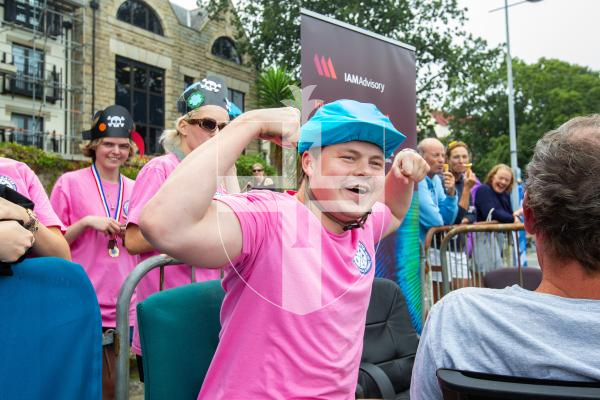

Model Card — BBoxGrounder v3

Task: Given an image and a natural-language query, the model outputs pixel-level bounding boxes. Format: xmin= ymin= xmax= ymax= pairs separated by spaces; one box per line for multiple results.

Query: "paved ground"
xmin=128 ymin=355 xmax=144 ymax=399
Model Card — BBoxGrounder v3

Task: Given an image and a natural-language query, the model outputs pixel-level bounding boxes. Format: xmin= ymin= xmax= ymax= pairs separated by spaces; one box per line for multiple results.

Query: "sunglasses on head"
xmin=187 ymin=118 xmax=227 ymax=132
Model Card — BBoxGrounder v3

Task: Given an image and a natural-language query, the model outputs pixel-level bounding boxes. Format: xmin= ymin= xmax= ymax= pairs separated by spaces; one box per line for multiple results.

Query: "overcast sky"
xmin=459 ymin=0 xmax=600 ymax=71
xmin=173 ymin=0 xmax=600 ymax=71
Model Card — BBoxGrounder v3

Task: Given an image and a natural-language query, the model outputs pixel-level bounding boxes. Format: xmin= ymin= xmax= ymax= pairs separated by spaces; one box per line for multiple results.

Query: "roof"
xmin=169 ymin=2 xmax=208 ymax=30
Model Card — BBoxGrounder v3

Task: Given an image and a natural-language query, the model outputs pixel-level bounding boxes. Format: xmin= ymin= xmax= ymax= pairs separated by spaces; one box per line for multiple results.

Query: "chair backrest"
xmin=437 ymin=368 xmax=600 ymax=399
xmin=137 ymin=279 xmax=224 ymax=400
xmin=0 ymin=257 xmax=102 ymax=399
xmin=484 ymin=267 xmax=542 ymax=291
xmin=357 ymin=278 xmax=419 ymax=399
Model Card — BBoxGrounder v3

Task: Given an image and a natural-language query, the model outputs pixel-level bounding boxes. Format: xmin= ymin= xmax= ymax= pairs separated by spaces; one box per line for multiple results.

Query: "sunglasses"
xmin=187 ymin=118 xmax=227 ymax=132
xmin=252 ymin=168 xmax=264 ymax=172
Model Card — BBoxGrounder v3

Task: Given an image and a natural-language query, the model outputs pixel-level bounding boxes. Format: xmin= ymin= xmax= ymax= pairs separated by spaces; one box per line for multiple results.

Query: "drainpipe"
xmin=63 ymin=20 xmax=72 ymax=154
xmin=90 ymin=0 xmax=98 ymax=115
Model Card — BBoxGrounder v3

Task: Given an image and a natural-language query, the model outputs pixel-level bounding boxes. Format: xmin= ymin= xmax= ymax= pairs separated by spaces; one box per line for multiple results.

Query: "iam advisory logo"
xmin=313 ymin=53 xmax=337 ymax=79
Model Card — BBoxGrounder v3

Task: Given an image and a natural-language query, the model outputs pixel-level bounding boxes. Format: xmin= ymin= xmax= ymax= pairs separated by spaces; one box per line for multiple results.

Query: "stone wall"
xmin=73 ymin=0 xmax=259 ymax=154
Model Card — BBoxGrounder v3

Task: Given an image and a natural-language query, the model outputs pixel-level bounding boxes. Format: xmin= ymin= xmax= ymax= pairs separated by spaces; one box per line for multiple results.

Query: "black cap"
xmin=83 ymin=105 xmax=134 ymax=141
xmin=177 ymin=76 xmax=228 ymax=115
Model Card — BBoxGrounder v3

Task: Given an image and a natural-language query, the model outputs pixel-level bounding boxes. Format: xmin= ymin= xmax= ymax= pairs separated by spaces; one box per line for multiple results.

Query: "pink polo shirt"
xmin=127 ymin=152 xmax=221 ymax=355
xmin=0 ymin=157 xmax=64 ymax=230
xmin=50 ymin=167 xmax=138 ymax=327
xmin=198 ymin=190 xmax=391 ymax=399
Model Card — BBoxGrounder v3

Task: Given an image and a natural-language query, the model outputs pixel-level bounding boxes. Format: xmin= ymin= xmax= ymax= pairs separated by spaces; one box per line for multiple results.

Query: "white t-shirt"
xmin=410 ymin=285 xmax=600 ymax=399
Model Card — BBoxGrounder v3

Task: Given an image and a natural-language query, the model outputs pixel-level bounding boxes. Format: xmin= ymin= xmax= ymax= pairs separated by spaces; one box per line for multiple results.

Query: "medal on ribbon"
xmin=91 ymin=164 xmax=124 ymax=257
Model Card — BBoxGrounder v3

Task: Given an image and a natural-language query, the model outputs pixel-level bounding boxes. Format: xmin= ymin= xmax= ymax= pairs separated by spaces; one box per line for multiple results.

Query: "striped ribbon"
xmin=91 ymin=164 xmax=124 ymax=222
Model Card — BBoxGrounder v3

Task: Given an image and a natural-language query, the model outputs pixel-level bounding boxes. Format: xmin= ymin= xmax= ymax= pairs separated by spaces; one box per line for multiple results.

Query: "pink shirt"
xmin=127 ymin=153 xmax=220 ymax=355
xmin=0 ymin=157 xmax=64 ymax=230
xmin=50 ymin=167 xmax=138 ymax=327
xmin=198 ymin=190 xmax=392 ymax=399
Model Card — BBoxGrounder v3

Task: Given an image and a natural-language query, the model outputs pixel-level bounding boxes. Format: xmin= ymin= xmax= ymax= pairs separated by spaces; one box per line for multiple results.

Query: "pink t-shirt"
xmin=50 ymin=167 xmax=138 ymax=327
xmin=198 ymin=190 xmax=392 ymax=399
xmin=127 ymin=152 xmax=221 ymax=355
xmin=0 ymin=157 xmax=64 ymax=230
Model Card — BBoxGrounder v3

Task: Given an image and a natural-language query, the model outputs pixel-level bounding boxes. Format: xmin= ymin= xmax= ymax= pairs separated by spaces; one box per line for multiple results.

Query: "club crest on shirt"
xmin=123 ymin=200 xmax=129 ymax=216
xmin=353 ymin=241 xmax=372 ymax=275
xmin=0 ymin=175 xmax=17 ymax=191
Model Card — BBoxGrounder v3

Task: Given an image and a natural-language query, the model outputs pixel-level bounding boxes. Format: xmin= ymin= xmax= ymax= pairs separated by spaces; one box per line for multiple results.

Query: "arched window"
xmin=116 ymin=0 xmax=163 ymax=35
xmin=211 ymin=37 xmax=241 ymax=64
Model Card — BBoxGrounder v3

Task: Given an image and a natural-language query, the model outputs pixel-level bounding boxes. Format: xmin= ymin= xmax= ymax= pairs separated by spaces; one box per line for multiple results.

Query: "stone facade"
xmin=73 ymin=0 xmax=258 ymax=154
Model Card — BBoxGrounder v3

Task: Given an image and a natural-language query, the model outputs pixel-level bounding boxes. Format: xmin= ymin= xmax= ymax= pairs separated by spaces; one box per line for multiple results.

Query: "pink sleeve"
xmin=49 ymin=176 xmax=71 ymax=228
xmin=24 ymin=167 xmax=65 ymax=231
xmin=370 ymin=202 xmax=393 ymax=243
xmin=214 ymin=192 xmax=277 ymax=269
xmin=127 ymin=165 xmax=167 ymax=226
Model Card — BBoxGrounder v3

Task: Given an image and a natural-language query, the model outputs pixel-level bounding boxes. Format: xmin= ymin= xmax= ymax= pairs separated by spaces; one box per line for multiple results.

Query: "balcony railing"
xmin=1 ymin=69 xmax=62 ymax=103
xmin=0 ymin=130 xmax=82 ymax=155
xmin=3 ymin=0 xmax=63 ymax=37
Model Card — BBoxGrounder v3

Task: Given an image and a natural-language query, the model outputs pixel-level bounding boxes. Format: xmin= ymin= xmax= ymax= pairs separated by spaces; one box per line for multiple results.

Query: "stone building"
xmin=0 ymin=0 xmax=258 ymax=156
xmin=74 ymin=0 xmax=258 ymax=155
xmin=0 ymin=0 xmax=85 ymax=154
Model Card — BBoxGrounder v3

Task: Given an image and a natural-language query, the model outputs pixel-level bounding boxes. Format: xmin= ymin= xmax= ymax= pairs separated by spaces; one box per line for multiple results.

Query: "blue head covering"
xmin=297 ymin=99 xmax=406 ymax=158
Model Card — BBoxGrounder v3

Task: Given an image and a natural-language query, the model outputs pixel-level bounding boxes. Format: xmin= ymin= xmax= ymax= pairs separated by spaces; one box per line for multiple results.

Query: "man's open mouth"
xmin=345 ymin=184 xmax=368 ymax=195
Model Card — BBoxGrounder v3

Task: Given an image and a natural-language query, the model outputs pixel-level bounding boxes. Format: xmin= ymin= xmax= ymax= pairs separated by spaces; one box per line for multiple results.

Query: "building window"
xmin=5 ymin=43 xmax=59 ymax=102
xmin=227 ymin=88 xmax=245 ymax=112
xmin=115 ymin=56 xmax=164 ymax=154
xmin=211 ymin=37 xmax=241 ymax=64
xmin=116 ymin=0 xmax=163 ymax=35
xmin=184 ymin=75 xmax=194 ymax=89
xmin=11 ymin=43 xmax=44 ymax=95
xmin=3 ymin=0 xmax=62 ymax=36
xmin=11 ymin=113 xmax=44 ymax=148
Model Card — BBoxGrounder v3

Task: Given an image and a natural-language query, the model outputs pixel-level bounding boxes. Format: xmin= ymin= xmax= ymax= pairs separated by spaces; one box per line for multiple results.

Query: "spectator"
xmin=139 ymin=100 xmax=428 ymax=399
xmin=243 ymin=162 xmax=275 ymax=191
xmin=50 ymin=105 xmax=139 ymax=400
xmin=410 ymin=115 xmax=600 ymax=399
xmin=0 ymin=157 xmax=70 ymax=260
xmin=124 ymin=76 xmax=239 ymax=379
xmin=446 ymin=141 xmax=479 ymax=224
xmin=475 ymin=163 xmax=518 ymax=223
xmin=417 ymin=138 xmax=458 ymax=240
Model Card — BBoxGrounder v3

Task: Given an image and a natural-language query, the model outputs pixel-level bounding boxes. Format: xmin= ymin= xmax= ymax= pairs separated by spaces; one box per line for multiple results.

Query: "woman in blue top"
xmin=475 ymin=163 xmax=519 ymax=223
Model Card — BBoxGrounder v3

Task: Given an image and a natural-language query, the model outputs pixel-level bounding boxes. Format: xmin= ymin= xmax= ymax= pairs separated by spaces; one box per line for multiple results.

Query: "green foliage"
xmin=235 ymin=153 xmax=275 ymax=177
xmin=256 ymin=66 xmax=298 ymax=174
xmin=445 ymin=58 xmax=600 ymax=178
xmin=0 ymin=142 xmax=149 ymax=192
xmin=257 ymin=66 xmax=297 ymax=108
xmin=204 ymin=0 xmax=501 ymax=128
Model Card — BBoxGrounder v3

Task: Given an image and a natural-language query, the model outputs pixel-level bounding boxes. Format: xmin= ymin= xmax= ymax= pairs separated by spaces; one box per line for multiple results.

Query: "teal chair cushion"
xmin=138 ymin=279 xmax=224 ymax=400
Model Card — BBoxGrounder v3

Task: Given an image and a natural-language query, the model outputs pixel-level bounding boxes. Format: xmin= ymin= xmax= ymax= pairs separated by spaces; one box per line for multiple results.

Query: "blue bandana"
xmin=298 ymin=99 xmax=406 ymax=158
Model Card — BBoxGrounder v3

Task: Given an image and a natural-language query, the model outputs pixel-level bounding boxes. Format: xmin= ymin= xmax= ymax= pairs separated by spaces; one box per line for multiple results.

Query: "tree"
xmin=204 ymin=0 xmax=500 ymax=129
xmin=445 ymin=58 xmax=600 ymax=178
xmin=256 ymin=66 xmax=298 ymax=174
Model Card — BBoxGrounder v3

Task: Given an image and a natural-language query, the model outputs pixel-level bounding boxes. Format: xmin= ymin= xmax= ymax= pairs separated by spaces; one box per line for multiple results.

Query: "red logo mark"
xmin=313 ymin=53 xmax=337 ymax=80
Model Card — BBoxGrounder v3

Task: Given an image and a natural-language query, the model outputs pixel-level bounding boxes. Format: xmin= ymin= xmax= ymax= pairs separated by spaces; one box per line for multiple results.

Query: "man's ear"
xmin=523 ymin=192 xmax=535 ymax=234
xmin=301 ymin=151 xmax=313 ymax=177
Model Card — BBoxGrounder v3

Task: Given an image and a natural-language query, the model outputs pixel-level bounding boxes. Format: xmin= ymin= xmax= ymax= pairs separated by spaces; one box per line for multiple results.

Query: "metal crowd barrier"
xmin=114 ymin=255 xmax=191 ymax=400
xmin=421 ymin=222 xmax=526 ymax=321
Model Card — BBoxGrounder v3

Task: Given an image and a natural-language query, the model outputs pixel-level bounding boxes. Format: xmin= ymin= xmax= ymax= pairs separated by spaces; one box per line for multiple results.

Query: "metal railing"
xmin=0 ymin=129 xmax=83 ymax=155
xmin=115 ymin=255 xmax=201 ymax=400
xmin=2 ymin=70 xmax=62 ymax=103
xmin=421 ymin=222 xmax=528 ymax=321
